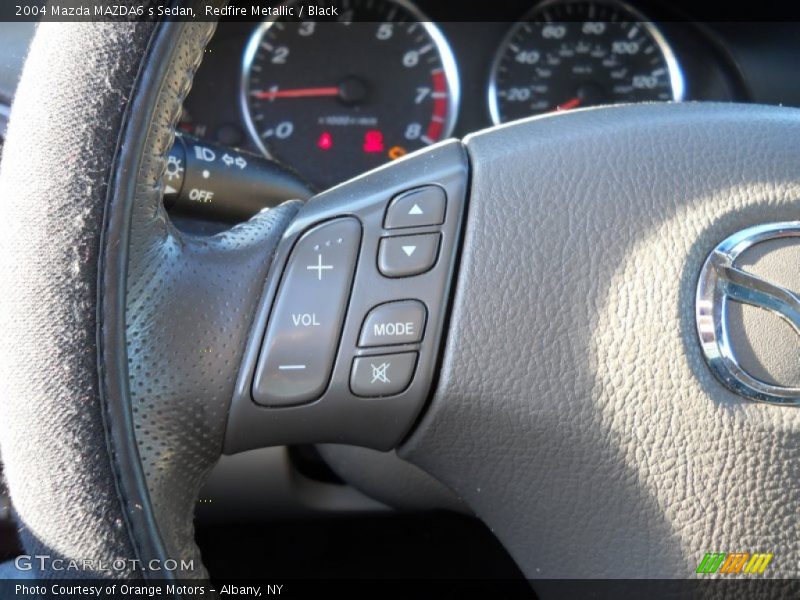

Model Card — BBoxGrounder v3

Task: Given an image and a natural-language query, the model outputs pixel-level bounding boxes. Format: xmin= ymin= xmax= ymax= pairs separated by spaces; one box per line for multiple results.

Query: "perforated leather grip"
xmin=0 ymin=20 xmax=298 ymax=580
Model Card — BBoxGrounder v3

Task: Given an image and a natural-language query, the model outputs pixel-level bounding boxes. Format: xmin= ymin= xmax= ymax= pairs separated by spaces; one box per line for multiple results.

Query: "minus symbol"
xmin=278 ymin=364 xmax=306 ymax=370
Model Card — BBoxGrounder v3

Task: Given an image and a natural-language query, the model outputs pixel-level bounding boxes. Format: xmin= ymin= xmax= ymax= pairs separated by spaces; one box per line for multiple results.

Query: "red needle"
xmin=556 ymin=97 xmax=582 ymax=111
xmin=251 ymin=86 xmax=340 ymax=100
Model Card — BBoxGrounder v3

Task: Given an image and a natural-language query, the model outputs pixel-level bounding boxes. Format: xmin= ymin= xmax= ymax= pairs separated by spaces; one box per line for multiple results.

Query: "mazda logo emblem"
xmin=696 ymin=222 xmax=800 ymax=405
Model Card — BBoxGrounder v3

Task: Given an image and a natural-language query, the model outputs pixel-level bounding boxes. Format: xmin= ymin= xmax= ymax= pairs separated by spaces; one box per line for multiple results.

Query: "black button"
xmin=378 ymin=233 xmax=440 ymax=278
xmin=253 ymin=218 xmax=361 ymax=406
xmin=350 ymin=353 xmax=418 ymax=397
xmin=384 ymin=186 xmax=447 ymax=229
xmin=359 ymin=300 xmax=427 ymax=347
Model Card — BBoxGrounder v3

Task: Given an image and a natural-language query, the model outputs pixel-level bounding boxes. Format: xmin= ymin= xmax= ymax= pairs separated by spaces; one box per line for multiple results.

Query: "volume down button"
xmin=252 ymin=218 xmax=361 ymax=406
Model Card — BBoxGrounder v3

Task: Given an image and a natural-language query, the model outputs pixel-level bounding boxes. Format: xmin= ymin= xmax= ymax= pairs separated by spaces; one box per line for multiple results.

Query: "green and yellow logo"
xmin=696 ymin=552 xmax=773 ymax=575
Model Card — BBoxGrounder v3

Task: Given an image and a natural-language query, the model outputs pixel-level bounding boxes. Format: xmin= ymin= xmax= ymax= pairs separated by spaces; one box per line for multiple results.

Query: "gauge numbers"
xmin=241 ymin=0 xmax=460 ymax=189
xmin=489 ymin=0 xmax=684 ymax=124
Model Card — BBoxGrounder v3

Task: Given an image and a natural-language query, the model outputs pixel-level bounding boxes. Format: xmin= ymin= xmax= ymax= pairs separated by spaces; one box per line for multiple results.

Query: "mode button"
xmin=359 ymin=300 xmax=427 ymax=347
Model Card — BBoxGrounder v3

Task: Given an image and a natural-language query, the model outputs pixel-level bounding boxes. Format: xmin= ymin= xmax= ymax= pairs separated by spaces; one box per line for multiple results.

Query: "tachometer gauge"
xmin=241 ymin=0 xmax=459 ymax=189
xmin=488 ymin=0 xmax=684 ymax=124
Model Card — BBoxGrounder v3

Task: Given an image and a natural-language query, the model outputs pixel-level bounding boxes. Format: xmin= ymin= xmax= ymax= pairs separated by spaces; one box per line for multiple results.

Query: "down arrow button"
xmin=378 ymin=233 xmax=441 ymax=278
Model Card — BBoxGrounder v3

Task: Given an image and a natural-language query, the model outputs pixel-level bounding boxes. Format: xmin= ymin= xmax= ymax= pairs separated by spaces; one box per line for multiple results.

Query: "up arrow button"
xmin=384 ymin=185 xmax=446 ymax=229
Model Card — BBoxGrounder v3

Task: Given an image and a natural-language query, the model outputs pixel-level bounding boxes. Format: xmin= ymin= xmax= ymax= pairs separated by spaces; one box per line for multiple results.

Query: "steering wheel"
xmin=1 ymin=20 xmax=799 ymax=589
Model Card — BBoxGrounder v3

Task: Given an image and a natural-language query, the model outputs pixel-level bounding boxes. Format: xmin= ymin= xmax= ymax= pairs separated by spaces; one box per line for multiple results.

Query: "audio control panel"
xmin=226 ymin=141 xmax=468 ymax=452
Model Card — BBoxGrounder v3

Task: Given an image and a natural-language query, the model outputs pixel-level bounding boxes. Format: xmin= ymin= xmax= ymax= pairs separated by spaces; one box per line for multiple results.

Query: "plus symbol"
xmin=307 ymin=253 xmax=334 ymax=280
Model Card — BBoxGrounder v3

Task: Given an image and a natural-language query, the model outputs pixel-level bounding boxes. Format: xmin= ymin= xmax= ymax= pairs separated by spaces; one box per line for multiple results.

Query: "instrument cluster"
xmin=181 ymin=0 xmax=750 ymax=190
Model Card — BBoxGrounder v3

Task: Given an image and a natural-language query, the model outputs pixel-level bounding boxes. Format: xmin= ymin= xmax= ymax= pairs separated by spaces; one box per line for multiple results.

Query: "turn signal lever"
xmin=163 ymin=134 xmax=314 ymax=222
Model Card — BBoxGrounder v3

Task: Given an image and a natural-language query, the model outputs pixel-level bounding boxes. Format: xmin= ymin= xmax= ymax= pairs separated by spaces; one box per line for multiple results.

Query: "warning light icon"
xmin=317 ymin=132 xmax=333 ymax=151
xmin=388 ymin=146 xmax=407 ymax=160
xmin=363 ymin=130 xmax=384 ymax=153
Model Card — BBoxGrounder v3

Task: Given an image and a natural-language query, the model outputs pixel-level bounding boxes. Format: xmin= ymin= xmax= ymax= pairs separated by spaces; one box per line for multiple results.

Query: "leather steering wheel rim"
xmin=0 ymin=20 xmax=300 ymax=579
xmin=1 ymin=17 xmax=800 ymax=590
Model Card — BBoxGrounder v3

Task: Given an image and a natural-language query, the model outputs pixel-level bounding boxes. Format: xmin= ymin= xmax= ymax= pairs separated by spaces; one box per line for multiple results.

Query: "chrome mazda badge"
xmin=696 ymin=222 xmax=800 ymax=405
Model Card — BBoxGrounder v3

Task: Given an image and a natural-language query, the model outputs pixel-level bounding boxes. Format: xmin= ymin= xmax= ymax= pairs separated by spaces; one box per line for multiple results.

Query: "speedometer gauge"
xmin=488 ymin=0 xmax=684 ymax=124
xmin=241 ymin=0 xmax=459 ymax=189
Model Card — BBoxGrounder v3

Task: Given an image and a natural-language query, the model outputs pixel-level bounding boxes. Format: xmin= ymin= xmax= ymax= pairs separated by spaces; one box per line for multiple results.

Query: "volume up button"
xmin=252 ymin=217 xmax=361 ymax=407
